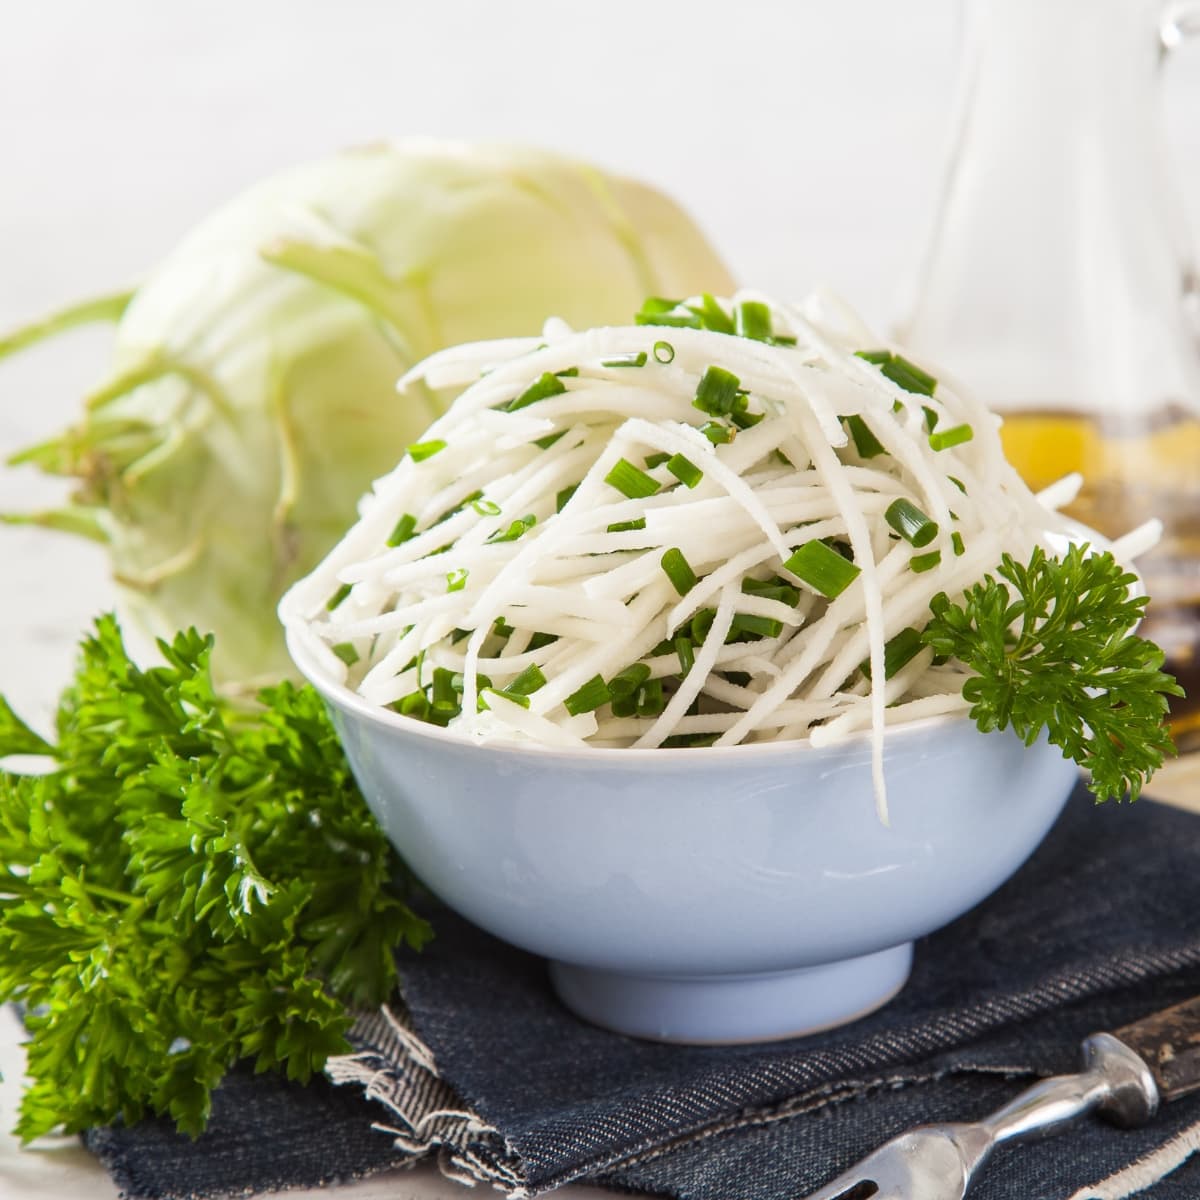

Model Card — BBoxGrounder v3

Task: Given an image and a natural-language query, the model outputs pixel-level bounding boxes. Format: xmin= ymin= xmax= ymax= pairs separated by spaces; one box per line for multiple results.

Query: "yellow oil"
xmin=999 ymin=410 xmax=1200 ymax=750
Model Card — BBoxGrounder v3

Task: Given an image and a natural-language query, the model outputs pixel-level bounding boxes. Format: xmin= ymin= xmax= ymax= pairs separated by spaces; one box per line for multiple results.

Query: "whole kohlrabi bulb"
xmin=2 ymin=141 xmax=733 ymax=685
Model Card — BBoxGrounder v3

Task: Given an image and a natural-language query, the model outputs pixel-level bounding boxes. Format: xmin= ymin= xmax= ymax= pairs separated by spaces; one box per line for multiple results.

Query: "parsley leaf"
xmin=0 ymin=615 xmax=430 ymax=1140
xmin=923 ymin=544 xmax=1183 ymax=802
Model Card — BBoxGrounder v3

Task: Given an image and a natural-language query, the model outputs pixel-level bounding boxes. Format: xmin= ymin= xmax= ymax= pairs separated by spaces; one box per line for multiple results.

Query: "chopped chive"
xmin=407 ymin=439 xmax=447 ymax=462
xmin=528 ymin=631 xmax=558 ymax=651
xmin=483 ymin=688 xmax=531 ymax=710
xmin=734 ymin=300 xmax=772 ymax=341
xmin=644 ymin=452 xmax=671 ymax=469
xmin=325 ymin=583 xmax=352 ymax=611
xmin=602 ymin=351 xmax=647 ymax=368
xmin=471 ymin=497 xmax=501 ymax=516
xmin=555 ymin=367 xmax=579 ymax=377
xmin=767 ymin=334 xmax=798 ymax=347
xmin=610 ymin=694 xmax=637 ymax=718
xmin=534 ymin=430 xmax=566 ymax=450
xmin=507 ymin=371 xmax=567 ymax=412
xmin=666 ymin=453 xmax=703 ymax=488
xmin=675 ymin=635 xmax=695 ymax=675
xmin=508 ymin=664 xmax=547 ymax=696
xmin=609 ymin=662 xmax=651 ymax=698
xmin=432 ymin=668 xmax=458 ymax=707
xmin=653 ymin=340 xmax=675 ymax=363
xmin=691 ymin=608 xmax=717 ymax=642
xmin=731 ymin=408 xmax=764 ymax=430
xmin=700 ymin=420 xmax=734 ymax=445
xmin=783 ymin=539 xmax=862 ymax=599
xmin=661 ymin=732 xmax=720 ymax=748
xmin=492 ymin=617 xmax=514 ymax=639
xmin=604 ymin=457 xmax=659 ymax=499
xmin=929 ymin=423 xmax=974 ymax=451
xmin=730 ymin=613 xmax=784 ymax=638
xmin=446 ymin=568 xmax=469 ymax=592
xmin=607 ymin=517 xmax=647 ymax=533
xmin=884 ymin=358 xmax=937 ymax=397
xmin=862 ymin=627 xmax=925 ymax=680
xmin=661 ymin=547 xmax=698 ymax=596
xmin=688 ymin=293 xmax=734 ymax=334
xmin=693 ymin=365 xmax=742 ymax=417
xmin=948 ymin=475 xmax=967 ymax=494
xmin=450 ymin=671 xmax=492 ymax=695
xmin=637 ymin=677 xmax=666 ymax=717
xmin=331 ymin=642 xmax=360 ymax=667
xmin=394 ymin=690 xmax=430 ymax=720
xmin=774 ymin=449 xmax=794 ymax=468
xmin=741 ymin=576 xmax=801 ymax=606
xmin=450 ymin=627 xmax=471 ymax=644
xmin=556 ymin=484 xmax=579 ymax=513
xmin=635 ymin=296 xmax=703 ymax=329
xmin=952 ymin=531 xmax=965 ymax=557
xmin=922 ymin=405 xmax=939 ymax=432
xmin=910 ymin=550 xmax=942 ymax=573
xmin=855 ymin=348 xmax=893 ymax=365
xmin=844 ymin=414 xmax=886 ymax=458
xmin=885 ymin=498 xmax=939 ymax=547
xmin=487 ymin=514 xmax=537 ymax=543
xmin=722 ymin=670 xmax=752 ymax=687
xmin=564 ymin=675 xmax=611 ymax=716
xmin=387 ymin=513 xmax=418 ymax=547
xmin=649 ymin=638 xmax=675 ymax=656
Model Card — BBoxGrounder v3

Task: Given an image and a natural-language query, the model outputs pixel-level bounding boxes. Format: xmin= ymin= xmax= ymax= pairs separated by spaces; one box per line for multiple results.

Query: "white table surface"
xmin=2 ymin=3 xmax=1200 ymax=1196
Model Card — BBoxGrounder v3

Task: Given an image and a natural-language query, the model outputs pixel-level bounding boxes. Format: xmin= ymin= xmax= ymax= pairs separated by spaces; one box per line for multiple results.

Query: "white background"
xmin=1 ymin=4 xmax=1199 ymax=1197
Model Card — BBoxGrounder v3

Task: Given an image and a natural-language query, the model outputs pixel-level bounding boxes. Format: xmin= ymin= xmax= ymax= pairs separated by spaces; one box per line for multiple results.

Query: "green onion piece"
xmin=492 ymin=617 xmax=514 ymax=639
xmin=387 ymin=513 xmax=418 ymax=547
xmin=653 ymin=340 xmax=675 ymax=363
xmin=688 ymin=293 xmax=734 ymax=334
xmin=394 ymin=690 xmax=430 ymax=720
xmin=556 ymin=484 xmax=579 ymax=513
xmin=731 ymin=613 xmax=784 ymax=639
xmin=564 ymin=675 xmax=611 ymax=716
xmin=607 ymin=518 xmax=647 ymax=533
xmin=884 ymin=357 xmax=937 ymax=397
xmin=407 ymin=439 xmax=447 ymax=462
xmin=734 ymin=300 xmax=772 ymax=341
xmin=700 ymin=420 xmax=734 ymax=445
xmin=602 ymin=351 xmax=647 ymax=368
xmin=637 ymin=678 xmax=666 ymax=717
xmin=661 ymin=732 xmax=720 ymax=748
xmin=910 ymin=550 xmax=942 ymax=573
xmin=693 ymin=365 xmax=742 ymax=417
xmin=331 ymin=642 xmax=359 ymax=667
xmin=325 ymin=583 xmax=352 ymax=611
xmin=609 ymin=662 xmax=651 ymax=698
xmin=741 ymin=576 xmax=801 ymax=606
xmin=885 ymin=498 xmax=938 ymax=547
xmin=951 ymin=532 xmax=965 ymax=557
xmin=446 ymin=568 xmax=469 ymax=592
xmin=507 ymin=371 xmax=567 ymax=412
xmin=483 ymin=688 xmax=531 ymax=710
xmin=675 ymin=636 xmax=695 ymax=675
xmin=555 ymin=367 xmax=579 ymax=378
xmin=731 ymin=408 xmax=764 ymax=430
xmin=471 ymin=497 xmax=501 ymax=516
xmin=610 ymin=693 xmax=637 ymax=718
xmin=451 ymin=671 xmax=492 ymax=695
xmin=507 ymin=664 xmax=547 ymax=696
xmin=534 ymin=430 xmax=566 ymax=450
xmin=855 ymin=348 xmax=892 ymax=365
xmin=844 ymin=414 xmax=886 ymax=458
xmin=862 ymin=627 xmax=925 ymax=681
xmin=528 ymin=632 xmax=558 ymax=651
xmin=722 ymin=670 xmax=752 ymax=687
xmin=649 ymin=638 xmax=675 ymax=656
xmin=666 ymin=453 xmax=703 ymax=488
xmin=432 ymin=667 xmax=458 ymax=707
xmin=450 ymin=628 xmax=471 ymax=644
xmin=948 ymin=476 xmax=967 ymax=494
xmin=635 ymin=296 xmax=703 ymax=329
xmin=922 ymin=405 xmax=939 ymax=433
xmin=783 ymin=539 xmax=862 ymax=599
xmin=487 ymin=514 xmax=537 ymax=543
xmin=773 ymin=449 xmax=794 ymax=468
xmin=661 ymin=547 xmax=698 ymax=596
xmin=929 ymin=423 xmax=974 ymax=452
xmin=691 ymin=608 xmax=717 ymax=642
xmin=644 ymin=452 xmax=671 ymax=469
xmin=604 ymin=457 xmax=659 ymax=499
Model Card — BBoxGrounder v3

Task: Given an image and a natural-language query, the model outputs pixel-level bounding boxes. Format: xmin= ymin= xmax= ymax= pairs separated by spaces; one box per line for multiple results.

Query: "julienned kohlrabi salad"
xmin=279 ymin=291 xmax=1180 ymax=816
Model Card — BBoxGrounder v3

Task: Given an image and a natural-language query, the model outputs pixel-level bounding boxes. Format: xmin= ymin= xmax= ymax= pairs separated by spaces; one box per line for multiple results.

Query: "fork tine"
xmin=798 ymin=1163 xmax=884 ymax=1200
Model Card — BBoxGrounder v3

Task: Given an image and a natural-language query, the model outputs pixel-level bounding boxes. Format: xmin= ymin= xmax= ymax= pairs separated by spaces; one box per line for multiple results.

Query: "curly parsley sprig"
xmin=0 ymin=615 xmax=431 ymax=1140
xmin=923 ymin=544 xmax=1183 ymax=802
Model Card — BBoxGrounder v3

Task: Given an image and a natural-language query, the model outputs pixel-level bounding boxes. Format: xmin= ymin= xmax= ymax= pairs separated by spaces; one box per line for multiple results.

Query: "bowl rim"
xmin=284 ymin=625 xmax=966 ymax=765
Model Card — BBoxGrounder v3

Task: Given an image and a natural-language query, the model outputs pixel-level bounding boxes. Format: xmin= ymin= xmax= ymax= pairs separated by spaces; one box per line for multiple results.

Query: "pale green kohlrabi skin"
xmin=2 ymin=141 xmax=734 ymax=686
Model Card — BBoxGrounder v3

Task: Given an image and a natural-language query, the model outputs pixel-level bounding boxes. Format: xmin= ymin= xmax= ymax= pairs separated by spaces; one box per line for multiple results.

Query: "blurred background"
xmin=2 ymin=0 xmax=1199 ymax=727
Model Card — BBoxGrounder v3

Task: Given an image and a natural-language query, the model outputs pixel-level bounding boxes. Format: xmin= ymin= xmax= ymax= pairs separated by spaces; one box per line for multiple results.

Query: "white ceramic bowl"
xmin=286 ymin=629 xmax=1077 ymax=1043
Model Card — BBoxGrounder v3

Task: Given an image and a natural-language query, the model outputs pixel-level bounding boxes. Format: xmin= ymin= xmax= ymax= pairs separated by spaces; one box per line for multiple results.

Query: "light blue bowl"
xmin=286 ymin=630 xmax=1077 ymax=1044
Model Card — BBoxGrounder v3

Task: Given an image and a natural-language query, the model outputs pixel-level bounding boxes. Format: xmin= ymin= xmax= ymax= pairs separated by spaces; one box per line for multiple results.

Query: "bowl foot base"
xmin=549 ymin=943 xmax=913 ymax=1044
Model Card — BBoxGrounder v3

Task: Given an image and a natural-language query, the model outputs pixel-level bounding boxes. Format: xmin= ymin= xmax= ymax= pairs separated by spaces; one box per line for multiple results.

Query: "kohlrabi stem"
xmin=0 ymin=290 xmax=135 ymax=361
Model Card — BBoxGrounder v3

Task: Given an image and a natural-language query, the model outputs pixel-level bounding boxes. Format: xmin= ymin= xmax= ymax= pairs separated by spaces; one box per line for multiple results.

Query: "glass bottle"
xmin=899 ymin=0 xmax=1200 ymax=747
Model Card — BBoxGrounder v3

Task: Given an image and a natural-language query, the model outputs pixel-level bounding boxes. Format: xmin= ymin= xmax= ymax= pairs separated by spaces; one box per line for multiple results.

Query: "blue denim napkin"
xmin=88 ymin=782 xmax=1200 ymax=1200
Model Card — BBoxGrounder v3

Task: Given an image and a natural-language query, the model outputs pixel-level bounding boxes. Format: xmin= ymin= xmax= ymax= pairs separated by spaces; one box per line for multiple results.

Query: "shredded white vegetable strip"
xmin=279 ymin=291 xmax=1142 ymax=818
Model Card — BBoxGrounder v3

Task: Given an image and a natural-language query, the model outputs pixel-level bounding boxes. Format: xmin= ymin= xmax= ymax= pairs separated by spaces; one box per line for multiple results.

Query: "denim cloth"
xmin=88 ymin=783 xmax=1200 ymax=1200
